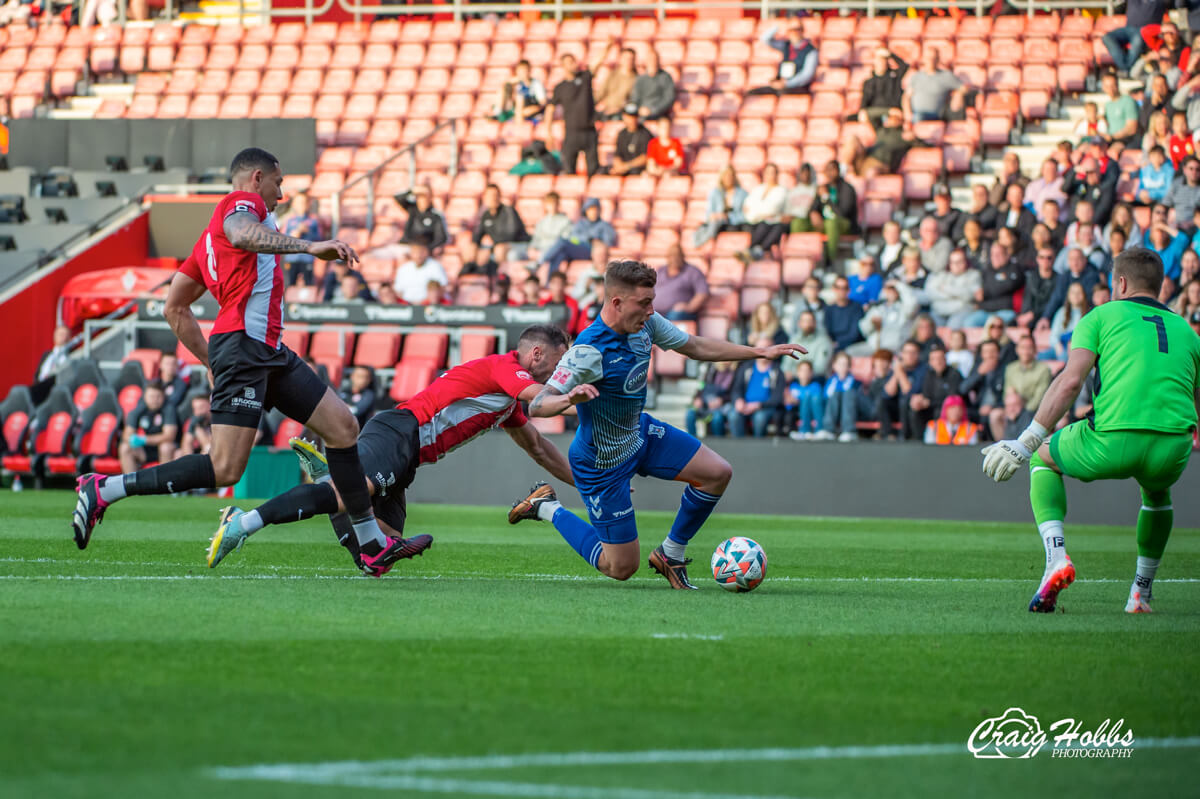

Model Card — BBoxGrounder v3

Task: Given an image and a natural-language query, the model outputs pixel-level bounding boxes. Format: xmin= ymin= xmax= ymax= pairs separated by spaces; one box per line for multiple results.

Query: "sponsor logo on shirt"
xmin=623 ymin=360 xmax=650 ymax=394
xmin=551 ymin=368 xmax=572 ymax=386
xmin=516 ymin=370 xmax=533 ymax=380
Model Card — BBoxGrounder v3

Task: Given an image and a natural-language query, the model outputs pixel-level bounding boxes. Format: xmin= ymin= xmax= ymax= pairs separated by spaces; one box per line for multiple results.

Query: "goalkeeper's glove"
xmin=981 ymin=422 xmax=1048 ymax=483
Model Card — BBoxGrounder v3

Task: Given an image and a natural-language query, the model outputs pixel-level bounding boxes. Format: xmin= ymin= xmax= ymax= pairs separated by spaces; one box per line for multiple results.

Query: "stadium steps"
xmin=180 ymin=0 xmax=267 ymax=22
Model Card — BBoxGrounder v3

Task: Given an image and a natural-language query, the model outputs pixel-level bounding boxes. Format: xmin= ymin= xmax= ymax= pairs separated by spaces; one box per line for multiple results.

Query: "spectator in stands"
xmin=995 ymin=387 xmax=1036 ymax=444
xmin=1147 ymin=221 xmax=1192 ymax=282
xmin=882 ymin=340 xmax=927 ymax=440
xmin=841 ymin=107 xmax=925 ymax=176
xmin=924 ymin=394 xmax=978 ymax=446
xmin=858 ymin=48 xmax=909 ymax=129
xmin=1174 ymin=58 xmax=1200 ymax=128
xmin=916 ymin=215 xmax=951 ymax=274
xmin=785 ymin=360 xmax=825 ymax=440
xmin=741 ymin=164 xmax=788 ymax=262
xmin=855 ymin=348 xmax=897 ymax=440
xmin=1025 ymin=160 xmax=1067 ymax=220
xmin=320 ymin=259 xmax=369 ymax=303
xmin=341 ymin=366 xmax=376 ymax=429
xmin=907 ymin=343 xmax=962 ymax=440
xmin=119 ymin=380 xmax=178 ymax=474
xmin=850 ymin=280 xmax=918 ymax=357
xmin=1101 ymin=72 xmax=1141 ymax=145
xmin=1094 ymin=282 xmax=1113 ymax=308
xmin=909 ymin=314 xmax=945 ymax=361
xmin=792 ymin=309 xmax=833 ymax=379
xmin=795 ymin=278 xmax=827 ymax=333
xmin=824 ymin=276 xmax=865 ymax=352
xmin=926 ymin=248 xmax=982 ymax=328
xmin=1141 ymin=88 xmax=1175 ymax=146
xmin=1172 ymin=275 xmax=1200 ymax=317
xmin=540 ymin=271 xmax=582 ymax=332
xmin=816 ymin=351 xmax=864 ymax=442
xmin=629 ymin=46 xmax=676 ymax=121
xmin=177 ymin=394 xmax=212 ymax=459
xmin=574 ymin=273 xmax=605 ymax=335
xmin=785 ymin=163 xmax=818 ymax=232
xmin=694 ymin=166 xmax=748 ymax=247
xmin=958 ymin=219 xmax=989 ymax=269
xmin=1047 ymin=282 xmax=1090 ymax=361
xmin=424 ymin=280 xmax=449 ymax=307
xmin=594 ymin=43 xmax=638 ymax=120
xmin=646 ymin=117 xmax=685 ymax=177
xmin=989 ymin=152 xmax=1028 ymax=208
xmin=460 ymin=245 xmax=499 ymax=280
xmin=1175 ymin=248 xmax=1200 ymax=296
xmin=748 ymin=302 xmax=789 ymax=345
xmin=521 ymin=276 xmax=543 ymax=306
xmin=962 ymin=338 xmax=1005 ymax=430
xmin=847 ymin=254 xmax=883 ymax=306
xmin=392 ymin=238 xmax=448 ymax=305
xmin=522 ymin=192 xmax=571 ymax=265
xmin=930 ymin=184 xmax=963 ymax=241
xmin=281 ymin=194 xmax=320 ymax=287
xmin=1101 ymin=0 xmax=1169 ymax=73
xmin=493 ymin=59 xmax=547 ymax=122
xmin=750 ymin=20 xmax=817 ymax=96
xmin=945 ymin=329 xmax=974 ymax=378
xmin=877 ymin=220 xmax=906 ymax=272
xmin=1039 ymin=202 xmax=1068 ymax=250
xmin=1165 ymin=156 xmax=1200 ymax=233
xmin=377 ymin=284 xmax=399 ymax=305
xmin=726 ymin=338 xmax=787 ymax=438
xmin=1063 ymin=160 xmax=1116 ymax=229
xmin=955 ymin=184 xmax=999 ymax=241
xmin=983 ymin=315 xmax=1018 ymax=365
xmin=35 ymin=324 xmax=70 ymax=383
xmin=470 ymin=184 xmax=529 ymax=265
xmin=539 ymin=198 xmax=616 ymax=275
xmin=905 ymin=49 xmax=965 ymax=123
xmin=610 ymin=105 xmax=652 ymax=176
xmin=1016 ymin=248 xmax=1059 ymax=332
xmin=1003 ymin=336 xmax=1053 ymax=420
xmin=334 ymin=273 xmax=371 ymax=304
xmin=157 ymin=352 xmax=188 ymax=410
xmin=1073 ymin=101 xmax=1110 ymax=144
xmin=550 ymin=52 xmax=601 ymax=177
xmin=1046 ymin=247 xmax=1100 ymax=327
xmin=809 ymin=162 xmax=858 ymax=262
xmin=1168 ymin=111 xmax=1195 ymax=170
xmin=888 ymin=246 xmax=929 ymax=291
xmin=1105 ymin=202 xmax=1144 ymax=248
xmin=396 ymin=185 xmax=449 ymax=253
xmin=653 ymin=243 xmax=708 ymax=321
xmin=997 ymin=183 xmax=1037 ymax=243
xmin=995 ymin=226 xmax=1030 ymax=270
xmin=1054 ymin=222 xmax=1108 ymax=274
xmin=686 ymin=361 xmax=736 ymax=438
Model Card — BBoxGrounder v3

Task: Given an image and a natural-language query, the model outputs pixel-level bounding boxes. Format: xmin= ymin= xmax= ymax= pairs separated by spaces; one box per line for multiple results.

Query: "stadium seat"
xmin=123 ymin=349 xmax=162 ymax=381
xmin=0 ymin=385 xmax=34 ymax=458
xmin=75 ymin=388 xmax=122 ymax=475
xmin=403 ymin=331 xmax=449 ymax=367
xmin=388 ymin=361 xmax=439 ymax=403
xmin=272 ymin=417 xmax=306 ymax=450
xmin=459 ymin=328 xmax=497 ymax=363
xmin=354 ymin=331 xmax=403 ymax=369
xmin=4 ymin=387 xmax=76 ymax=477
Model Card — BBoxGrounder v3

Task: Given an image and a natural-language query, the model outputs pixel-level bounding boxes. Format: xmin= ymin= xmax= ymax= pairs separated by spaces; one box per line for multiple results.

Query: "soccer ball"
xmin=711 ymin=537 xmax=767 ymax=592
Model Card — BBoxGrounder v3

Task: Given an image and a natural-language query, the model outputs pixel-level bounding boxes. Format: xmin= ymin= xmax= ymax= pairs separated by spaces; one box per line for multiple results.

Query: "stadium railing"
xmin=112 ymin=0 xmax=1121 ymax=26
xmin=331 ymin=118 xmax=459 ymax=237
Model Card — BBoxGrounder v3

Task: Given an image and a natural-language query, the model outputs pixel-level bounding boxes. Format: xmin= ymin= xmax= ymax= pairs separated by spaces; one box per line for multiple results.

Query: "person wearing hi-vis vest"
xmin=924 ymin=395 xmax=979 ymax=446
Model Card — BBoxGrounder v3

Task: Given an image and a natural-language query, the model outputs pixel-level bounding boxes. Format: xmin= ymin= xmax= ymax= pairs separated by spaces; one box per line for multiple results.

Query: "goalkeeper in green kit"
xmin=982 ymin=248 xmax=1200 ymax=614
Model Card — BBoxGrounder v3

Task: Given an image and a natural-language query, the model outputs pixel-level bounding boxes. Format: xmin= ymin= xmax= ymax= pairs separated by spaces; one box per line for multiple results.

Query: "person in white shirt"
xmin=36 ymin=325 xmax=71 ymax=382
xmin=392 ymin=239 xmax=448 ymax=304
xmin=741 ymin=163 xmax=788 ymax=262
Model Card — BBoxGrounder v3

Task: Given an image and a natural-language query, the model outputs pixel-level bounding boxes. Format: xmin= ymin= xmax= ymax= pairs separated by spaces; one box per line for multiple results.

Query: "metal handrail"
xmin=330 ymin=119 xmax=459 ymax=238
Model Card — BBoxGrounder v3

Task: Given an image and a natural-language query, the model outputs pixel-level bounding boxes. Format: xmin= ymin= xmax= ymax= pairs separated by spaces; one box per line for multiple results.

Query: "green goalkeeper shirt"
xmin=1070 ymin=297 xmax=1200 ymax=434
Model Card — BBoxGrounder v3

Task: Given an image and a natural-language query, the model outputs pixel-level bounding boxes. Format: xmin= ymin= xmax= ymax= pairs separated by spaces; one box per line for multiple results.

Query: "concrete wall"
xmin=407 ymin=433 xmax=1199 ymax=526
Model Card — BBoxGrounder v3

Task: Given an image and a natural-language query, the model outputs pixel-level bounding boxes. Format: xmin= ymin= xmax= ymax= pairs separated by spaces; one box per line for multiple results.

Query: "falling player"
xmin=71 ymin=148 xmax=408 ymax=577
xmin=982 ymin=248 xmax=1200 ymax=613
xmin=509 ymin=259 xmax=803 ymax=589
xmin=206 ymin=325 xmax=584 ymax=571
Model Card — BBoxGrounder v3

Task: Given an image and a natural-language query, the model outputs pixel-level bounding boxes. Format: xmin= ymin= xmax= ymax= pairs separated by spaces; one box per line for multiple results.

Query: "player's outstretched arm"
xmin=982 ymin=347 xmax=1096 ymax=483
xmin=676 ymin=335 xmax=806 ymax=363
xmin=504 ymin=422 xmax=575 ymax=486
xmin=164 ymin=271 xmax=210 ymax=369
xmin=527 ymin=384 xmax=599 ymax=418
xmin=223 ymin=211 xmax=359 ymax=263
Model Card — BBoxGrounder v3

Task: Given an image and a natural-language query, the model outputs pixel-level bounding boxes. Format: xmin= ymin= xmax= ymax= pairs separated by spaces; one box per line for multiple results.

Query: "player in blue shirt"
xmin=509 ymin=260 xmax=803 ymax=588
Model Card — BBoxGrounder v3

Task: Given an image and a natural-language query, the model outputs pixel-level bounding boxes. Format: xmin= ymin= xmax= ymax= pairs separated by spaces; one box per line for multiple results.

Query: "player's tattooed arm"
xmin=224 ymin=211 xmax=311 ymax=254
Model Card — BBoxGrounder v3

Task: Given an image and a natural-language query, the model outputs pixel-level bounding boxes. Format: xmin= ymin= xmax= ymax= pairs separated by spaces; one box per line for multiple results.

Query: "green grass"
xmin=1 ymin=491 xmax=1198 ymax=798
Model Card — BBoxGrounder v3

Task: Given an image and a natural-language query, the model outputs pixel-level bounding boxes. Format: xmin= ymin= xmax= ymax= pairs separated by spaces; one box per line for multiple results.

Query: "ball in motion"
xmin=711 ymin=537 xmax=767 ymax=592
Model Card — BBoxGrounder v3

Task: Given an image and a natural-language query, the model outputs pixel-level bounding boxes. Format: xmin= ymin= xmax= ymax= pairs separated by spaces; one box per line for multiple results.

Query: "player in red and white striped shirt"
xmin=71 ymin=147 xmax=414 ymax=577
xmin=205 ymin=325 xmax=596 ymax=571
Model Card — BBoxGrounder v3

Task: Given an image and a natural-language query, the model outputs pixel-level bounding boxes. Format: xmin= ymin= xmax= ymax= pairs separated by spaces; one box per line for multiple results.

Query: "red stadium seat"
xmin=403 ymin=331 xmax=449 ymax=367
xmin=272 ymin=417 xmax=306 ymax=450
xmin=354 ymin=331 xmax=403 ymax=369
xmin=388 ymin=361 xmax=439 ymax=403
xmin=310 ymin=327 xmax=357 ymax=371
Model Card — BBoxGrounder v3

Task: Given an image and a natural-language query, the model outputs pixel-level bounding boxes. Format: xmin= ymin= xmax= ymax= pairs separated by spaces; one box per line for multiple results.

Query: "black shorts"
xmin=208 ymin=331 xmax=327 ymax=429
xmin=358 ymin=408 xmax=422 ymax=533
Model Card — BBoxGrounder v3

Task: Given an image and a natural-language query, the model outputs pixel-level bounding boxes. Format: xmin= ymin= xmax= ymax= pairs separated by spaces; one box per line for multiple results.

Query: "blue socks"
xmin=665 ymin=485 xmax=722 ymax=553
xmin=549 ymin=507 xmax=604 ymax=570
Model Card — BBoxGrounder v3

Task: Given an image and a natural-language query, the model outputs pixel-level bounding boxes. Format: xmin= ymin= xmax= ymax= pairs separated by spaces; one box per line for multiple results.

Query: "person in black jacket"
xmin=724 ymin=340 xmax=787 ymax=438
xmin=856 ymin=48 xmax=909 ymax=129
xmin=960 ymin=338 xmax=1005 ymax=429
xmin=953 ymin=184 xmax=999 ymax=242
xmin=550 ymin=52 xmax=600 ymax=177
xmin=1062 ymin=157 xmax=1116 ymax=227
xmin=341 ymin=366 xmax=377 ymax=429
xmin=809 ymin=161 xmax=858 ymax=263
xmin=971 ymin=241 xmax=1024 ymax=325
xmin=905 ymin=344 xmax=962 ymax=442
xmin=397 ymin=185 xmax=449 ymax=252
xmin=1016 ymin=247 xmax=1059 ymax=329
xmin=470 ymin=184 xmax=529 ymax=264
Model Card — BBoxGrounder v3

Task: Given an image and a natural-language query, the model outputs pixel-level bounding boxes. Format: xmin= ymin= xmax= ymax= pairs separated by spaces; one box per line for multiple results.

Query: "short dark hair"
xmin=144 ymin=379 xmax=165 ymax=392
xmin=518 ymin=324 xmax=568 ymax=351
xmin=1113 ymin=247 xmax=1165 ymax=295
xmin=517 ymin=59 xmax=530 ymax=69
xmin=485 ymin=183 xmax=500 ymax=194
xmin=605 ymin=260 xmax=657 ymax=292
xmin=229 ymin=147 xmax=279 ymax=178
xmin=548 ymin=271 xmax=566 ymax=284
xmin=546 ymin=191 xmax=559 ymax=203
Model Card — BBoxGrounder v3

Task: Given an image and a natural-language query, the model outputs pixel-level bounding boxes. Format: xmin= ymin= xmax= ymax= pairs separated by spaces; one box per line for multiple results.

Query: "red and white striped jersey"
xmin=179 ymin=191 xmax=285 ymax=349
xmin=400 ymin=351 xmax=540 ymax=465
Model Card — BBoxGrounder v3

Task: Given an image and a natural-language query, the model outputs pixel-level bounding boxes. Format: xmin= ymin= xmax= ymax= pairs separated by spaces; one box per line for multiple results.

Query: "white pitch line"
xmin=651 ymin=633 xmax=724 ymax=641
xmin=210 ymin=737 xmax=1200 ymax=786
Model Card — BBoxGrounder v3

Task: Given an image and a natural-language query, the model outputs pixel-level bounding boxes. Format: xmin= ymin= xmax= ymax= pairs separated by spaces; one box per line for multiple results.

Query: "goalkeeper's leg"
xmin=1028 ymin=448 xmax=1075 ymax=613
xmin=1129 ymin=486 xmax=1173 ymax=613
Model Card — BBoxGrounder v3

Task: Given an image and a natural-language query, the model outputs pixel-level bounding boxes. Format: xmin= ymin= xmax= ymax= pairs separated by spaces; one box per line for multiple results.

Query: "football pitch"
xmin=1 ymin=491 xmax=1197 ymax=798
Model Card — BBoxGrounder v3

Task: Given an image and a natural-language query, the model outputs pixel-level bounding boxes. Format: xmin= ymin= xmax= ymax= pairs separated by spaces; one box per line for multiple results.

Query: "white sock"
xmin=352 ymin=516 xmax=387 ymax=549
xmin=661 ymin=538 xmax=686 ymax=561
xmin=239 ymin=509 xmax=264 ymax=534
xmin=1038 ymin=521 xmax=1067 ymax=568
xmin=99 ymin=476 xmax=127 ymax=503
xmin=1134 ymin=555 xmax=1160 ymax=598
xmin=536 ymin=500 xmax=562 ymax=522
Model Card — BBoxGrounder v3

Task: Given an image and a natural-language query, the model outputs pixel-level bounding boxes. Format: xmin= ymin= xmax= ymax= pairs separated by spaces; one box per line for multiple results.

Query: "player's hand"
xmin=567 ymin=384 xmax=599 ymax=405
xmin=756 ymin=343 xmax=807 ymax=361
xmin=308 ymin=239 xmax=359 ymax=264
xmin=981 ymin=439 xmax=1031 ymax=483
